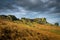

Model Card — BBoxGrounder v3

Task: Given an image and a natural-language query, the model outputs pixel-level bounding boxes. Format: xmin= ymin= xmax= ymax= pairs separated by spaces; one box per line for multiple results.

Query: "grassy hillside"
xmin=0 ymin=15 xmax=60 ymax=40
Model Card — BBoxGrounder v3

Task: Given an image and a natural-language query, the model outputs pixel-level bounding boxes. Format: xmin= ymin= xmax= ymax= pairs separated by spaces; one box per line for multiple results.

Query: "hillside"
xmin=0 ymin=15 xmax=60 ymax=40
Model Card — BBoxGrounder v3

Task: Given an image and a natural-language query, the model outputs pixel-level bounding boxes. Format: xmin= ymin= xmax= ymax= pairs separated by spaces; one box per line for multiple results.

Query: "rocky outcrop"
xmin=0 ymin=15 xmax=18 ymax=21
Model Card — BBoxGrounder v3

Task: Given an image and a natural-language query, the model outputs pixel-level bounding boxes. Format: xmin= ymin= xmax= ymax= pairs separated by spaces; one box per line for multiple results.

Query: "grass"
xmin=0 ymin=19 xmax=60 ymax=40
xmin=50 ymin=30 xmax=60 ymax=35
xmin=40 ymin=28 xmax=60 ymax=35
xmin=0 ymin=20 xmax=49 ymax=40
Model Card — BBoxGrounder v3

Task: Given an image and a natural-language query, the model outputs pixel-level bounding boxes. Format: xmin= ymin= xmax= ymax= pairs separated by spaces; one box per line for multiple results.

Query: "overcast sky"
xmin=0 ymin=0 xmax=60 ymax=24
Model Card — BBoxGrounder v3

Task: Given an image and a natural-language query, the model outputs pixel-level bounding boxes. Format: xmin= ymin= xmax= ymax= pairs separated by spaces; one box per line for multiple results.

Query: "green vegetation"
xmin=54 ymin=23 xmax=59 ymax=26
xmin=0 ymin=15 xmax=60 ymax=26
xmin=50 ymin=30 xmax=60 ymax=35
xmin=40 ymin=28 xmax=60 ymax=35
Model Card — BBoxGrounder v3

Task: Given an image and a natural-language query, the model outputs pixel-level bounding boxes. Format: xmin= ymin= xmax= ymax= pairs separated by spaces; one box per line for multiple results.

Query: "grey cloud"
xmin=0 ymin=0 xmax=14 ymax=9
xmin=0 ymin=0 xmax=60 ymax=13
xmin=14 ymin=0 xmax=60 ymax=13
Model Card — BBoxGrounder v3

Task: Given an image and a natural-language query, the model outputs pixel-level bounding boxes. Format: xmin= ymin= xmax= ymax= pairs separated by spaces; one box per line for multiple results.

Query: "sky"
xmin=0 ymin=0 xmax=60 ymax=24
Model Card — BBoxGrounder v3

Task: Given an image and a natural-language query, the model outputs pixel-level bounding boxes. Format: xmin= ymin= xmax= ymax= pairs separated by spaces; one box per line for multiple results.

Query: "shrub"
xmin=54 ymin=23 xmax=59 ymax=26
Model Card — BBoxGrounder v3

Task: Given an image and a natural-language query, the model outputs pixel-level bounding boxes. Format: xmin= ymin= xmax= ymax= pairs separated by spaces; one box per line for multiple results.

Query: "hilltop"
xmin=0 ymin=15 xmax=60 ymax=40
xmin=0 ymin=15 xmax=53 ymax=25
xmin=0 ymin=15 xmax=59 ymax=26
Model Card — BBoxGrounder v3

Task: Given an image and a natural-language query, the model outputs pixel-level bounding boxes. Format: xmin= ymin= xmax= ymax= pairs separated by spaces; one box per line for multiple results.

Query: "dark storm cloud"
xmin=14 ymin=0 xmax=48 ymax=11
xmin=45 ymin=0 xmax=60 ymax=13
xmin=14 ymin=0 xmax=60 ymax=13
xmin=0 ymin=0 xmax=15 ymax=9
xmin=0 ymin=0 xmax=60 ymax=13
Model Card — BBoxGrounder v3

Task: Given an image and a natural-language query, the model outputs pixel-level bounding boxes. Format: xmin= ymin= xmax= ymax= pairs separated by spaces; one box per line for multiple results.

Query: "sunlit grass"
xmin=40 ymin=28 xmax=60 ymax=35
xmin=0 ymin=20 xmax=49 ymax=40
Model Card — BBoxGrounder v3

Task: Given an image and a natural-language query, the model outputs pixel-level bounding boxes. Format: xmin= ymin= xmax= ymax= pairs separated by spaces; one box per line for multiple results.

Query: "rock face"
xmin=8 ymin=15 xmax=18 ymax=21
xmin=21 ymin=17 xmax=47 ymax=24
xmin=0 ymin=15 xmax=47 ymax=24
xmin=34 ymin=18 xmax=47 ymax=24
xmin=0 ymin=15 xmax=18 ymax=21
xmin=0 ymin=15 xmax=8 ymax=19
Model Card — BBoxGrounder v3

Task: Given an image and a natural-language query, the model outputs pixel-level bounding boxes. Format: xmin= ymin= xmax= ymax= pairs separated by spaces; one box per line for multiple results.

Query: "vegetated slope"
xmin=0 ymin=19 xmax=49 ymax=40
xmin=0 ymin=15 xmax=60 ymax=40
xmin=31 ymin=23 xmax=60 ymax=40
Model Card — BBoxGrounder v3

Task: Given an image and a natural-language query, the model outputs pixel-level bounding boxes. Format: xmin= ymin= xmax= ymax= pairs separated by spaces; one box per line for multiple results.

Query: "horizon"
xmin=0 ymin=0 xmax=60 ymax=25
xmin=0 ymin=14 xmax=59 ymax=25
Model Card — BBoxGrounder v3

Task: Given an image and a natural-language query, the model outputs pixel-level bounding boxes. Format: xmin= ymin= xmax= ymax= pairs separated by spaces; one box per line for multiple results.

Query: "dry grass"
xmin=0 ymin=19 xmax=60 ymax=40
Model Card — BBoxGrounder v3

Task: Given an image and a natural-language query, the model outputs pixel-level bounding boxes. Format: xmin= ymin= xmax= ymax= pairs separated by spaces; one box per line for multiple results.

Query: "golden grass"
xmin=0 ymin=19 xmax=60 ymax=40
